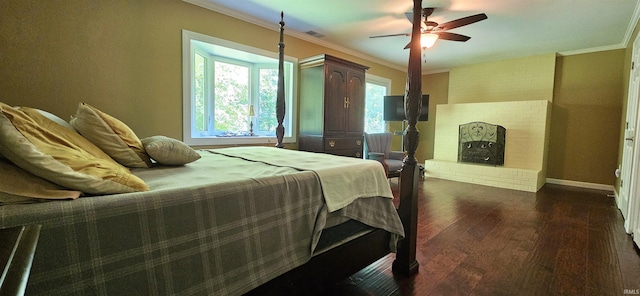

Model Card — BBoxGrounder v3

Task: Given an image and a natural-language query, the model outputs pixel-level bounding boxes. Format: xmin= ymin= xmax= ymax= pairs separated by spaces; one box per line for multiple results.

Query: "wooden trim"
xmin=246 ymin=229 xmax=390 ymax=295
xmin=275 ymin=11 xmax=286 ymax=148
xmin=299 ymin=54 xmax=370 ymax=71
xmin=546 ymin=178 xmax=615 ymax=192
xmin=392 ymin=0 xmax=422 ymax=277
xmin=0 ymin=225 xmax=41 ymax=296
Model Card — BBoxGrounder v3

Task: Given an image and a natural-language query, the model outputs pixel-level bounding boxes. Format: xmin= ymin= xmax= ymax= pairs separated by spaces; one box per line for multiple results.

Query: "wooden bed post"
xmin=392 ymin=0 xmax=421 ymax=277
xmin=275 ymin=11 xmax=286 ymax=148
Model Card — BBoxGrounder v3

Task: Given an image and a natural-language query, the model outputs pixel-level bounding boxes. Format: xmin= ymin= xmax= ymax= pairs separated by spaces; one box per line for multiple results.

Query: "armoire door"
xmin=324 ymin=63 xmax=347 ymax=136
xmin=345 ymin=69 xmax=365 ymax=136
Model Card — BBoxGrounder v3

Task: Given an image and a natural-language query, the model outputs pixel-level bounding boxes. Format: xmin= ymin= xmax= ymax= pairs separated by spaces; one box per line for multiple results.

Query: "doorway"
xmin=620 ymin=32 xmax=640 ymax=248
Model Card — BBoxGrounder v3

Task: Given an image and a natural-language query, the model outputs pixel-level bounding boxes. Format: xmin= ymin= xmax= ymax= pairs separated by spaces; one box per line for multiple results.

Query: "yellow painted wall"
xmin=416 ymin=72 xmax=449 ymax=162
xmin=0 ymin=0 xmax=406 ymax=148
xmin=448 ymin=53 xmax=557 ymax=103
xmin=549 ymin=50 xmax=624 ymax=185
xmin=0 ymin=0 xmax=629 ymax=186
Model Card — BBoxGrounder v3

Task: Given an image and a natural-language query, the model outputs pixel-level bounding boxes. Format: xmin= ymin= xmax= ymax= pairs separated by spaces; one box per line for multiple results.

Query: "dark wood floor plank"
xmin=469 ymin=207 xmax=542 ymax=295
xmin=433 ymin=262 xmax=484 ymax=295
xmin=605 ymin=199 xmax=640 ymax=294
xmin=323 ymin=178 xmax=640 ymax=296
xmin=586 ymin=198 xmax=625 ymax=296
xmin=549 ymin=204 xmax=589 ymax=295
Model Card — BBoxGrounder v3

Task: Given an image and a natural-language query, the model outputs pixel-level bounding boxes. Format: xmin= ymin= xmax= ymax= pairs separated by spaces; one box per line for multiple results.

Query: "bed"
xmin=0 ymin=1 xmax=424 ymax=294
xmin=1 ymin=147 xmax=403 ymax=295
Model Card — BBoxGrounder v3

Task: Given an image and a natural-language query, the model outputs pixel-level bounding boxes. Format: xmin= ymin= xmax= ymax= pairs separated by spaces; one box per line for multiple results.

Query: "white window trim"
xmin=366 ymin=73 xmax=392 ymax=95
xmin=182 ymin=29 xmax=298 ymax=146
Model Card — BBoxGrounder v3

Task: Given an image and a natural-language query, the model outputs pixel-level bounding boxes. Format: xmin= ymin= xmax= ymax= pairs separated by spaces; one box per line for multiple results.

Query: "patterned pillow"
xmin=70 ymin=103 xmax=151 ymax=168
xmin=0 ymin=103 xmax=149 ymax=195
xmin=142 ymin=136 xmax=201 ymax=165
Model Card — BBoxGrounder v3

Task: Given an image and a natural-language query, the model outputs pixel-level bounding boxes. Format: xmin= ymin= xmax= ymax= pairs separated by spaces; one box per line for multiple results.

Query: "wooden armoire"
xmin=298 ymin=54 xmax=369 ymax=158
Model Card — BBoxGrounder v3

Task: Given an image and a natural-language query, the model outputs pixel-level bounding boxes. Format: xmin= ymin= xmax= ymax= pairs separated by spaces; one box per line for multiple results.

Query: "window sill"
xmin=184 ymin=135 xmax=295 ymax=146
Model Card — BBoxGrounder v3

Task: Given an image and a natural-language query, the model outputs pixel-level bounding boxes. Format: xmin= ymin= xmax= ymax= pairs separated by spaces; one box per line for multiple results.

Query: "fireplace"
xmin=426 ymin=100 xmax=551 ymax=192
xmin=458 ymin=121 xmax=505 ymax=166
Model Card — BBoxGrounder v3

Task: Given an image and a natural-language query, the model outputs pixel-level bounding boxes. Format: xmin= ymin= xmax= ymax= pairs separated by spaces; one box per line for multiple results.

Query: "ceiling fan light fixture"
xmin=421 ymin=33 xmax=438 ymax=48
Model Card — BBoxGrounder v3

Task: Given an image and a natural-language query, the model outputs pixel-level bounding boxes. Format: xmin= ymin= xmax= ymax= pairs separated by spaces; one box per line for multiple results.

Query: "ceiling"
xmin=186 ymin=0 xmax=640 ymax=73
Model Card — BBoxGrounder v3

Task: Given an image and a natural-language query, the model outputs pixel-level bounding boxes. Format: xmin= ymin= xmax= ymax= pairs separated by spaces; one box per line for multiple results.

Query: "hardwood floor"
xmin=325 ymin=178 xmax=640 ymax=296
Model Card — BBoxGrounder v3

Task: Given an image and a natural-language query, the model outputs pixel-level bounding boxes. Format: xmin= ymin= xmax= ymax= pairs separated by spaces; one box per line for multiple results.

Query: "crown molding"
xmin=558 ymin=44 xmax=627 ymax=56
xmin=622 ymin=0 xmax=640 ymax=48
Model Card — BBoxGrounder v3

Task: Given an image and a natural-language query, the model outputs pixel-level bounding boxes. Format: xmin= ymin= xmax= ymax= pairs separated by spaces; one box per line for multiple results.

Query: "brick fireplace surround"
xmin=425 ymin=100 xmax=552 ymax=192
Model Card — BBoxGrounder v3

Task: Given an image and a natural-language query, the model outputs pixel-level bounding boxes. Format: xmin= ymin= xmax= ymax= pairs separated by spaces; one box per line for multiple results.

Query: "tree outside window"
xmin=213 ymin=61 xmax=249 ymax=133
xmin=365 ymin=80 xmax=389 ymax=133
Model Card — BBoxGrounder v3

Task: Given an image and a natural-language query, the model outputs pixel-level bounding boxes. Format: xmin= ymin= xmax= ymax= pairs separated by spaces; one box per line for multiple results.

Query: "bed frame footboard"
xmin=245 ymin=228 xmax=390 ymax=295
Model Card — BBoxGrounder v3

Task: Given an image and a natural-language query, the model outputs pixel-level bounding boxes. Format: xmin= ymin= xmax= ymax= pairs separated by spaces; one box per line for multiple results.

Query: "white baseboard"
xmin=612 ymin=188 xmax=620 ymax=201
xmin=545 ymin=178 xmax=615 ymax=192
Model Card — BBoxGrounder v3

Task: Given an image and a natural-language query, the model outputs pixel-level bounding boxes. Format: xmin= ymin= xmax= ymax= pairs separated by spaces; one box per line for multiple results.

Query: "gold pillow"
xmin=70 ymin=103 xmax=151 ymax=168
xmin=0 ymin=158 xmax=81 ymax=203
xmin=142 ymin=136 xmax=201 ymax=165
xmin=0 ymin=107 xmax=74 ymax=160
xmin=0 ymin=103 xmax=149 ymax=195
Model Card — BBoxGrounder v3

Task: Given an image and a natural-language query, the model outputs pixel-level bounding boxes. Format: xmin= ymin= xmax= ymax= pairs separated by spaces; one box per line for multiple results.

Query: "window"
xmin=182 ymin=30 xmax=297 ymax=145
xmin=364 ymin=74 xmax=391 ymax=133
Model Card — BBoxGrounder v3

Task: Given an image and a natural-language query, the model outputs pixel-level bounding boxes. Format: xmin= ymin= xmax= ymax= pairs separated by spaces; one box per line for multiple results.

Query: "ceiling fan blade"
xmin=402 ymin=31 xmax=471 ymax=49
xmin=436 ymin=32 xmax=471 ymax=42
xmin=370 ymin=33 xmax=410 ymax=38
xmin=436 ymin=13 xmax=487 ymax=31
xmin=405 ymin=11 xmax=414 ymax=23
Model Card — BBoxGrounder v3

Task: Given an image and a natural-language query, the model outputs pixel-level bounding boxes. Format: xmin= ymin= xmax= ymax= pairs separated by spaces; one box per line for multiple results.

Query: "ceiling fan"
xmin=370 ymin=7 xmax=488 ymax=49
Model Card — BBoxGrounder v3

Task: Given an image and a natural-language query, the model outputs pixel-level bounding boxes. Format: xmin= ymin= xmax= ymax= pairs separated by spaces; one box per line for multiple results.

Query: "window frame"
xmin=182 ymin=29 xmax=297 ymax=146
xmin=210 ymin=56 xmax=252 ymax=135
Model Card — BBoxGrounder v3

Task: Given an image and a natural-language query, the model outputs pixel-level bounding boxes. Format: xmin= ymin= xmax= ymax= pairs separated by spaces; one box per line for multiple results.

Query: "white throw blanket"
xmin=209 ymin=147 xmax=394 ymax=212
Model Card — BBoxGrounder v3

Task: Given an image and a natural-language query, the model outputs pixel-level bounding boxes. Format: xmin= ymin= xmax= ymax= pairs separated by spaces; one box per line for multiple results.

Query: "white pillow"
xmin=142 ymin=136 xmax=201 ymax=165
xmin=0 ymin=103 xmax=149 ymax=195
xmin=33 ymin=108 xmax=76 ymax=132
xmin=70 ymin=103 xmax=151 ymax=168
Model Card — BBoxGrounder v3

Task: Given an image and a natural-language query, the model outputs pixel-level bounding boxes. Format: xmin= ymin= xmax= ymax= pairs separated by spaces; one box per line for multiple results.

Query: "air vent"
xmin=305 ymin=30 xmax=325 ymax=38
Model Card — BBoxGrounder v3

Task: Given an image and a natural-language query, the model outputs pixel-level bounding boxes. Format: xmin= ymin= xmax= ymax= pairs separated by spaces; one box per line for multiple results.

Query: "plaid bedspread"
xmin=210 ymin=146 xmax=395 ymax=212
xmin=0 ymin=148 xmax=403 ymax=295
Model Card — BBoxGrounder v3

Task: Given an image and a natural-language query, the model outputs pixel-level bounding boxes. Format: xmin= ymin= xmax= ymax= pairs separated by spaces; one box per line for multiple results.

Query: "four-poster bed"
xmin=0 ymin=1 xmax=422 ymax=295
xmin=252 ymin=0 xmax=422 ymax=292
